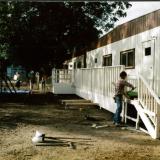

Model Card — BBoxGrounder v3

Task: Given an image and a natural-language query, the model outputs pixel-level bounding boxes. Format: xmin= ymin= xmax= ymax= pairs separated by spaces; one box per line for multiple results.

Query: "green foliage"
xmin=0 ymin=2 xmax=131 ymax=70
xmin=0 ymin=43 xmax=9 ymax=59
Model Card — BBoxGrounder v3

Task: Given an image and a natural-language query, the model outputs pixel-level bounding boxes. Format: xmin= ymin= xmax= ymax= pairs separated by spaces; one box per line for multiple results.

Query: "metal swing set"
xmin=0 ymin=59 xmax=16 ymax=94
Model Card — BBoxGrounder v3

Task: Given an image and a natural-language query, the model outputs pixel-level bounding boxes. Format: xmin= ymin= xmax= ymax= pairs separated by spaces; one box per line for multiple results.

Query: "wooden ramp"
xmin=61 ymin=99 xmax=98 ymax=109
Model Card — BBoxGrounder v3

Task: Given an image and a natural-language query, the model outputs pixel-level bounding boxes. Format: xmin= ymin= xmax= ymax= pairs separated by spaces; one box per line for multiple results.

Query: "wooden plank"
xmin=65 ymin=102 xmax=98 ymax=109
xmin=66 ymin=103 xmax=98 ymax=106
xmin=61 ymin=99 xmax=91 ymax=104
xmin=125 ymin=115 xmax=137 ymax=122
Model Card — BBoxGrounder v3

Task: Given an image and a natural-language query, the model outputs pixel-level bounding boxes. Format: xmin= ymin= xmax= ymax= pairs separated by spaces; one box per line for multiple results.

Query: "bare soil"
xmin=0 ymin=93 xmax=160 ymax=160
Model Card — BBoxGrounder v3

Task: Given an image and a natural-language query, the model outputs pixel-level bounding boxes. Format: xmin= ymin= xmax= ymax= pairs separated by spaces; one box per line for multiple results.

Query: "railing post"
xmin=122 ymin=100 xmax=126 ymax=123
xmin=91 ymin=68 xmax=93 ymax=102
xmin=138 ymin=74 xmax=140 ymax=102
xmin=52 ymin=68 xmax=56 ymax=83
xmin=136 ymin=114 xmax=140 ymax=130
xmin=155 ymin=105 xmax=160 ymax=138
xmin=71 ymin=68 xmax=74 ymax=84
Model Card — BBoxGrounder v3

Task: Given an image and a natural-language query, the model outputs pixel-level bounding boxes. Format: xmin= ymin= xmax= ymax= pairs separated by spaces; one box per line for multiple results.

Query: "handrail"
xmin=52 ymin=67 xmax=160 ymax=138
xmin=52 ymin=69 xmax=72 ymax=83
xmin=73 ymin=65 xmax=125 ymax=104
xmin=138 ymin=73 xmax=160 ymax=138
xmin=138 ymin=74 xmax=160 ymax=105
xmin=80 ymin=65 xmax=125 ymax=70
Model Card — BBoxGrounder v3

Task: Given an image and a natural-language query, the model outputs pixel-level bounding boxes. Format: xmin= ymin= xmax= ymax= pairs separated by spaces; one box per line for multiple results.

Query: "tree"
xmin=0 ymin=43 xmax=9 ymax=60
xmin=0 ymin=2 xmax=131 ymax=71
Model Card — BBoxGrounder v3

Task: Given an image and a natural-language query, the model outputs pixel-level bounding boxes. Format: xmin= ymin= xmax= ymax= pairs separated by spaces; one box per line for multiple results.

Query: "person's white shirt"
xmin=13 ymin=72 xmax=20 ymax=81
xmin=13 ymin=74 xmax=18 ymax=81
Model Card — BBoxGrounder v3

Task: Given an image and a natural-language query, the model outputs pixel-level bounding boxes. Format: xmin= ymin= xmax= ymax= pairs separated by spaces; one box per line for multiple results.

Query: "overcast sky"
xmin=116 ymin=1 xmax=160 ymax=26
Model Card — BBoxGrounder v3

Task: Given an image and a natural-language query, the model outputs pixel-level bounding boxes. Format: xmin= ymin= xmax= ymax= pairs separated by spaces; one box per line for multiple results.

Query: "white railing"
xmin=104 ymin=66 xmax=125 ymax=97
xmin=127 ymin=78 xmax=138 ymax=92
xmin=73 ymin=66 xmax=125 ymax=112
xmin=51 ymin=67 xmax=160 ymax=138
xmin=52 ymin=69 xmax=72 ymax=84
xmin=138 ymin=74 xmax=160 ymax=138
xmin=52 ymin=69 xmax=75 ymax=94
xmin=45 ymin=76 xmax=52 ymax=92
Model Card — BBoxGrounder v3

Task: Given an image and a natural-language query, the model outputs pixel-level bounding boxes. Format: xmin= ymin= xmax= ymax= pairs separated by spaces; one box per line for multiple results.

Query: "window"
xmin=77 ymin=61 xmax=81 ymax=68
xmin=95 ymin=58 xmax=97 ymax=63
xmin=120 ymin=49 xmax=135 ymax=68
xmin=103 ymin=54 xmax=112 ymax=66
xmin=145 ymin=47 xmax=151 ymax=56
xmin=74 ymin=62 xmax=77 ymax=69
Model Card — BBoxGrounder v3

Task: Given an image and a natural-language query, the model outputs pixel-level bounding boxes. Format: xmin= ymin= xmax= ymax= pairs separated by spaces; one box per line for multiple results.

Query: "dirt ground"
xmin=0 ymin=93 xmax=160 ymax=160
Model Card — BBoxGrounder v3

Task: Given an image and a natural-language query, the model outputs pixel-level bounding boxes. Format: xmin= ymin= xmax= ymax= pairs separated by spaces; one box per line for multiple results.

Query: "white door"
xmin=141 ymin=40 xmax=155 ymax=88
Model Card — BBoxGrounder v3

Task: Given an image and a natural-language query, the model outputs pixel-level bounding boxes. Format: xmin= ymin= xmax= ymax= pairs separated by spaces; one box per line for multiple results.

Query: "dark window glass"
xmin=145 ymin=47 xmax=151 ymax=56
xmin=120 ymin=49 xmax=135 ymax=68
xmin=77 ymin=62 xmax=81 ymax=68
xmin=128 ymin=51 xmax=135 ymax=66
xmin=103 ymin=54 xmax=112 ymax=66
xmin=74 ymin=62 xmax=76 ymax=69
xmin=121 ymin=54 xmax=126 ymax=66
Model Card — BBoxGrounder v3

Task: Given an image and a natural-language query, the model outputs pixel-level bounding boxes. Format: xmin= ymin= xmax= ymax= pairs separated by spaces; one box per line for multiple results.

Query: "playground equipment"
xmin=0 ymin=59 xmax=16 ymax=94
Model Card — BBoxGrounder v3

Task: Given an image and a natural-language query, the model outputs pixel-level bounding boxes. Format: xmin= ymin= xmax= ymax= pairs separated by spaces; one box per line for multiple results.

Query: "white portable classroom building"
xmin=52 ymin=9 xmax=160 ymax=139
xmin=82 ymin=9 xmax=160 ymax=96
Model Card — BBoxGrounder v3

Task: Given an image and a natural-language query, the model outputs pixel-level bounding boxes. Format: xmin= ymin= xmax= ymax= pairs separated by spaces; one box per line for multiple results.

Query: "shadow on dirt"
xmin=0 ymin=93 xmax=157 ymax=146
xmin=35 ymin=136 xmax=93 ymax=148
xmin=0 ymin=92 xmax=82 ymax=104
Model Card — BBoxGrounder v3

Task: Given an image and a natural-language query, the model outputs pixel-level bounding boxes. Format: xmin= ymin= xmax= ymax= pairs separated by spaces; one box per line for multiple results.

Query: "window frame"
xmin=120 ymin=48 xmax=135 ymax=69
xmin=103 ymin=54 xmax=112 ymax=66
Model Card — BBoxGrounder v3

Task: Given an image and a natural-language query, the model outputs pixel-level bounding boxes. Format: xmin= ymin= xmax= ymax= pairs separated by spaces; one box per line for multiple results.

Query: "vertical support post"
xmin=155 ymin=104 xmax=160 ymax=139
xmin=136 ymin=113 xmax=140 ymax=130
xmin=52 ymin=68 xmax=55 ymax=93
xmin=53 ymin=68 xmax=56 ymax=83
xmin=91 ymin=68 xmax=93 ymax=102
xmin=103 ymin=67 xmax=105 ymax=110
xmin=121 ymin=100 xmax=126 ymax=123
xmin=124 ymin=100 xmax=128 ymax=124
xmin=71 ymin=68 xmax=74 ymax=84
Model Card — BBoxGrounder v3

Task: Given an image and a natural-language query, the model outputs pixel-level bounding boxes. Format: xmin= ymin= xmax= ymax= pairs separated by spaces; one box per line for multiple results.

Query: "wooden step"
xmin=66 ymin=102 xmax=98 ymax=106
xmin=61 ymin=99 xmax=91 ymax=104
xmin=65 ymin=102 xmax=98 ymax=109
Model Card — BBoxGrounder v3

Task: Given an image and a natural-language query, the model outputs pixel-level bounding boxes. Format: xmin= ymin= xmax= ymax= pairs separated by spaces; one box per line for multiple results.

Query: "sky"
xmin=101 ymin=2 xmax=160 ymax=36
xmin=115 ymin=1 xmax=160 ymax=26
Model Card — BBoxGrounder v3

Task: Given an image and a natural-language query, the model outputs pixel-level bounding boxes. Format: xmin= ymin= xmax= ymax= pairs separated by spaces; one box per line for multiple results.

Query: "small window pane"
xmin=103 ymin=54 xmax=112 ymax=66
xmin=121 ymin=54 xmax=126 ymax=66
xmin=128 ymin=51 xmax=134 ymax=66
xmin=120 ymin=49 xmax=135 ymax=68
xmin=77 ymin=62 xmax=81 ymax=68
xmin=74 ymin=62 xmax=76 ymax=69
xmin=145 ymin=47 xmax=151 ymax=56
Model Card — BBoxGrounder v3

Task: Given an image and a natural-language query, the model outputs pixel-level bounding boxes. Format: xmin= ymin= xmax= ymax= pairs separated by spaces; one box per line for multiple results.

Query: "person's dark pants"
xmin=113 ymin=95 xmax=123 ymax=124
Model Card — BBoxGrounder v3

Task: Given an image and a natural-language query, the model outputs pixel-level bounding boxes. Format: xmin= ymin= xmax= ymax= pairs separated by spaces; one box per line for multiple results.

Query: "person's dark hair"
xmin=120 ymin=71 xmax=127 ymax=79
